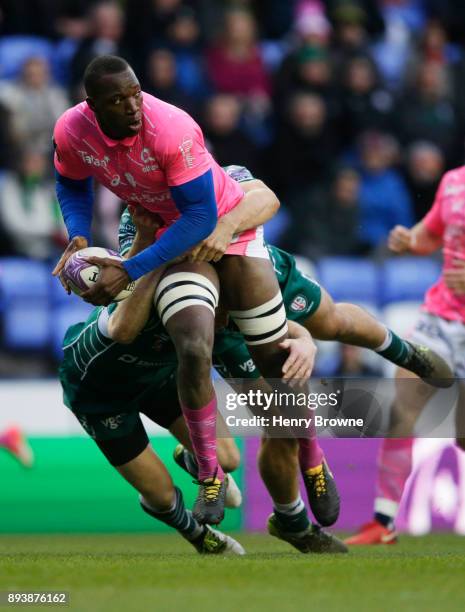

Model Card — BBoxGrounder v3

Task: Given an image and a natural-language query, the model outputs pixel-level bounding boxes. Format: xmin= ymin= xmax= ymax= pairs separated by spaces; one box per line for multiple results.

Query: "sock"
xmin=274 ymin=495 xmax=311 ymax=534
xmin=298 ymin=418 xmax=324 ymax=472
xmin=181 ymin=396 xmax=224 ymax=482
xmin=140 ymin=487 xmax=204 ymax=542
xmin=374 ymin=437 xmax=413 ymax=526
xmin=374 ymin=328 xmax=411 ymax=367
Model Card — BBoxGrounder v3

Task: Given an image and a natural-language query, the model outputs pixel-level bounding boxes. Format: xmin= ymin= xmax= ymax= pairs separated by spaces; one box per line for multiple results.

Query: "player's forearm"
xmin=107 ymin=269 xmax=162 ymax=343
xmin=124 ymin=232 xmax=155 ymax=259
xmin=55 ymin=171 xmax=94 ymax=242
xmin=410 ymin=221 xmax=443 ymax=255
xmin=222 ymin=180 xmax=280 ymax=234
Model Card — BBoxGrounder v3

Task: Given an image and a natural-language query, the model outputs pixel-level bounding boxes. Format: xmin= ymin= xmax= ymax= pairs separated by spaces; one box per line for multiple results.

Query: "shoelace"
xmin=309 ymin=470 xmax=327 ymax=497
xmin=202 ymin=479 xmax=222 ymax=502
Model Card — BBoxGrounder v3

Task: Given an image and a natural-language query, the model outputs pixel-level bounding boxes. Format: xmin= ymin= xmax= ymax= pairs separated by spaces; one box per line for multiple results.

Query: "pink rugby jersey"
xmin=423 ymin=167 xmax=465 ymax=323
xmin=53 ymin=93 xmax=245 ymax=229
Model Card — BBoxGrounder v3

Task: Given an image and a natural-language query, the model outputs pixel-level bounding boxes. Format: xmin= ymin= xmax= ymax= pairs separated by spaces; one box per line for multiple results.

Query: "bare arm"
xmin=189 ymin=179 xmax=280 ymax=263
xmin=388 ymin=221 xmax=443 ymax=255
xmin=106 ymin=268 xmax=163 ymax=344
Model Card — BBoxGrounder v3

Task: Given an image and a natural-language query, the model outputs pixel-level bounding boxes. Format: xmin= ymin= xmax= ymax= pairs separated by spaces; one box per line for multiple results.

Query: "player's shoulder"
xmin=440 ymin=166 xmax=465 ymax=189
xmin=55 ymin=102 xmax=92 ymax=139
xmin=143 ymin=93 xmax=199 ymax=130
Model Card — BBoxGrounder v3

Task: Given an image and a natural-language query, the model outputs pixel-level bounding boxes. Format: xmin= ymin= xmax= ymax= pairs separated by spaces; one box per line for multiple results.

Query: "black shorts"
xmin=73 ymin=380 xmax=182 ymax=467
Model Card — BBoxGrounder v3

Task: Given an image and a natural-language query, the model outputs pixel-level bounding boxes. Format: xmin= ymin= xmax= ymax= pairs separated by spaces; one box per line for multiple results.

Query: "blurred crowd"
xmin=0 ymin=0 xmax=464 ymax=261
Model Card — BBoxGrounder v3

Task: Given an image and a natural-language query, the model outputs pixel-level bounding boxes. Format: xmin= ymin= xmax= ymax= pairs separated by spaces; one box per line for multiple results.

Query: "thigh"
xmin=139 ymin=371 xmax=183 ymax=431
xmin=215 ymin=255 xmax=281 ymax=310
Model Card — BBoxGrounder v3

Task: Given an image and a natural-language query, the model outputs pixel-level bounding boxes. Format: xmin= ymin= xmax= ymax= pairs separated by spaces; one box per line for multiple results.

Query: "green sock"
xmin=375 ymin=329 xmax=411 ymax=367
xmin=274 ymin=497 xmax=311 ymax=534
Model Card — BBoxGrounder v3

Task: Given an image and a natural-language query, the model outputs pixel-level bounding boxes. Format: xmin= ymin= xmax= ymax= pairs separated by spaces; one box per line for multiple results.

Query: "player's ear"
xmin=86 ymin=96 xmax=96 ymax=112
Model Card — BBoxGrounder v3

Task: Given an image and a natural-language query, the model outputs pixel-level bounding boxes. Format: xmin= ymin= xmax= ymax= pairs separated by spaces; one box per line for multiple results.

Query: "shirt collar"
xmin=95 ymin=116 xmax=139 ymax=148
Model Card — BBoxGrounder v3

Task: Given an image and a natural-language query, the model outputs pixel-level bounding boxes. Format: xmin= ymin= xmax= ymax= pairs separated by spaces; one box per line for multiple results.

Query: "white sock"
xmin=374 ymin=328 xmax=392 ymax=353
xmin=274 ymin=495 xmax=305 ymax=516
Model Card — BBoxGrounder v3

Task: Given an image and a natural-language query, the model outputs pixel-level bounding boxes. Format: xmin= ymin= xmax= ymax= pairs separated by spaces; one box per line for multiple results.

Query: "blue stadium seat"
xmin=51 ymin=303 xmax=94 ymax=360
xmin=0 ymin=36 xmax=53 ymax=79
xmin=0 ymin=258 xmax=49 ymax=301
xmin=317 ymin=257 xmax=378 ymax=303
xmin=3 ymin=298 xmax=50 ymax=350
xmin=50 ymin=275 xmax=86 ymax=307
xmin=381 ymin=258 xmax=441 ymax=305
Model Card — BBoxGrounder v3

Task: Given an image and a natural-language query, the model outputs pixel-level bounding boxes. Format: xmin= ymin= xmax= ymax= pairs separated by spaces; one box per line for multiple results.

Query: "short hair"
xmin=84 ymin=55 xmax=131 ymax=97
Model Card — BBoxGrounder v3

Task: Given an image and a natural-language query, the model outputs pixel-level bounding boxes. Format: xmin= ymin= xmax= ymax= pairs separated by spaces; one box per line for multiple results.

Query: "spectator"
xmin=0 ymin=101 xmax=18 ymax=171
xmin=0 ymin=150 xmax=67 ymax=259
xmin=203 ymin=94 xmax=260 ymax=173
xmin=329 ymin=0 xmax=373 ymax=70
xmin=356 ymin=131 xmax=414 ymax=251
xmin=69 ymin=0 xmax=125 ymax=92
xmin=397 ymin=61 xmax=460 ymax=164
xmin=145 ymin=48 xmax=197 ymax=115
xmin=0 ymin=56 xmax=69 ymax=157
xmin=404 ymin=141 xmax=445 ymax=221
xmin=272 ymin=92 xmax=337 ymax=196
xmin=340 ymin=55 xmax=395 ymax=144
xmin=206 ymin=8 xmax=271 ymax=100
xmin=275 ymin=47 xmax=340 ymax=121
xmin=289 ymin=167 xmax=364 ymax=258
xmin=164 ymin=6 xmax=210 ymax=100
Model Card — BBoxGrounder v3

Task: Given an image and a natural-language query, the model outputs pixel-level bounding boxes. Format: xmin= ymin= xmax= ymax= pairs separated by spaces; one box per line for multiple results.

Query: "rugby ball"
xmin=63 ymin=247 xmax=135 ymax=301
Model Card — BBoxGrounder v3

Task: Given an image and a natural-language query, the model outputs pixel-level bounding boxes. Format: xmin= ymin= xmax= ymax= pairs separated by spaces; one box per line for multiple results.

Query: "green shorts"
xmin=282 ymin=267 xmax=322 ymax=324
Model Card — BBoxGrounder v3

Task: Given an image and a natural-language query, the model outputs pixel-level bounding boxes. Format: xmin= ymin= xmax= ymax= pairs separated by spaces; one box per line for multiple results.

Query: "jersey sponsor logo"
xmin=239 ymin=359 xmax=256 ymax=373
xmin=141 ymin=147 xmax=159 ymax=173
xmin=101 ymin=414 xmax=125 ymax=430
xmin=127 ymin=191 xmax=171 ymax=204
xmin=179 ymin=134 xmax=194 ymax=168
xmin=118 ymin=354 xmax=157 ymax=367
xmin=111 ymin=175 xmax=121 ymax=187
xmin=78 ymin=151 xmax=109 ymax=168
xmin=290 ymin=295 xmax=308 ymax=312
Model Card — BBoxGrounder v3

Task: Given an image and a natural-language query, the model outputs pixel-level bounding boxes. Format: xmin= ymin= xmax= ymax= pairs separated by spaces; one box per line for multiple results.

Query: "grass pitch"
xmin=1 ymin=533 xmax=464 ymax=612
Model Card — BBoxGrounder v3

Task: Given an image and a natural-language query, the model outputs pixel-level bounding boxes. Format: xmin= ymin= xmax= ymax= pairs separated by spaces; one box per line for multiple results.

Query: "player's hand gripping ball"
xmin=63 ymin=247 xmax=135 ymax=301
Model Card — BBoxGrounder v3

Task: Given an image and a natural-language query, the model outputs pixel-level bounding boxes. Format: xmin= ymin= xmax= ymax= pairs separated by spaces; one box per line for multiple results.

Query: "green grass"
xmin=1 ymin=534 xmax=464 ymax=612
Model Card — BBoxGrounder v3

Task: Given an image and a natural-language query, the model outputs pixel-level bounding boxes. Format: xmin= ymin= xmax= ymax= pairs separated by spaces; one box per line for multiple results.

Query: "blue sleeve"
xmin=123 ymin=169 xmax=217 ymax=280
xmin=55 ymin=171 xmax=94 ymax=242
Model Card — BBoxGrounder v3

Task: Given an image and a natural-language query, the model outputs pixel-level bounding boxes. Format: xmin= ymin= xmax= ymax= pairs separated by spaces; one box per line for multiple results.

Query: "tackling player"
xmin=346 ymin=165 xmax=463 ymax=545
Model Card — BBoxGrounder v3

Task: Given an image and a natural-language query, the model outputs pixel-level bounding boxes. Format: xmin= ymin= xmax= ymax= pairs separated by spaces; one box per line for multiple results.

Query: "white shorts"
xmin=410 ymin=312 xmax=465 ymax=378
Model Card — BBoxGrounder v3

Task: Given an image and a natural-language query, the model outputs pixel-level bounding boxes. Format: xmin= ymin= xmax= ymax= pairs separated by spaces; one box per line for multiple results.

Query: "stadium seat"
xmin=3 ymin=298 xmax=50 ymax=350
xmin=50 ymin=274 xmax=86 ymax=307
xmin=381 ymin=257 xmax=441 ymax=305
xmin=51 ymin=303 xmax=94 ymax=360
xmin=0 ymin=36 xmax=53 ymax=79
xmin=0 ymin=258 xmax=49 ymax=301
xmin=317 ymin=257 xmax=378 ymax=303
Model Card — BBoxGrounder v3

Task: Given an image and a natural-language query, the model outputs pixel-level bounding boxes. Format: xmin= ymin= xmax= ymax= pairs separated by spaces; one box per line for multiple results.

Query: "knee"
xmin=177 ymin=336 xmax=213 ymax=372
xmin=260 ymin=437 xmax=298 ymax=460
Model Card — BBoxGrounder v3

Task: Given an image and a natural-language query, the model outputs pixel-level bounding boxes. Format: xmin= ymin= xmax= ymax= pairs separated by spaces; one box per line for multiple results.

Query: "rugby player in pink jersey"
xmin=52 ymin=55 xmax=296 ymax=526
xmin=347 ymin=165 xmax=465 ymax=545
